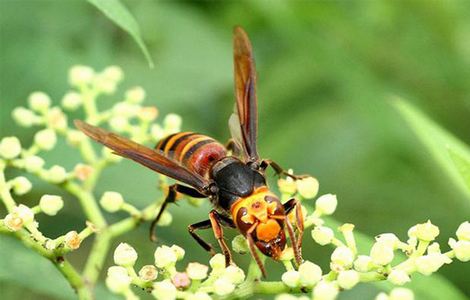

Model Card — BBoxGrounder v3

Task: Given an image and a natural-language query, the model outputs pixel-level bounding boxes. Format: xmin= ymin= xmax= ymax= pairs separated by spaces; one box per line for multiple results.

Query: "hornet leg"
xmin=260 ymin=159 xmax=309 ymax=180
xmin=283 ymin=198 xmax=304 ymax=262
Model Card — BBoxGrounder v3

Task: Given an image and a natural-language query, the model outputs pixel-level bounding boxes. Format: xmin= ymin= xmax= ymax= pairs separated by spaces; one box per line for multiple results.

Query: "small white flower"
xmin=296 ymin=176 xmax=319 ymax=199
xmin=69 ymin=65 xmax=95 ymax=86
xmin=12 ymin=107 xmax=37 ymax=127
xmin=278 ymin=176 xmax=297 ymax=195
xmin=24 ymin=155 xmax=45 ymax=172
xmin=232 ymin=234 xmax=249 ymax=254
xmin=456 ymin=221 xmax=470 ymax=241
xmin=138 ymin=265 xmax=158 ymax=281
xmin=14 ymin=204 xmax=34 ymax=225
xmin=281 ymin=270 xmax=300 ymax=288
xmin=11 ymin=176 xmax=32 ymax=195
xmin=34 ymin=129 xmax=57 ymax=151
xmin=163 ymin=114 xmax=182 ymax=134
xmin=64 ymin=231 xmax=81 ymax=249
xmin=4 ymin=212 xmax=24 ymax=231
xmin=113 ymin=243 xmax=138 ymax=267
xmin=409 ymin=220 xmax=439 ymax=242
xmin=331 ymin=246 xmax=354 ymax=267
xmin=100 ymin=191 xmax=124 ymax=213
xmin=337 ymin=270 xmax=359 ymax=290
xmin=222 ymin=265 xmax=245 ymax=284
xmin=28 ymin=92 xmax=51 ymax=112
xmin=375 ymin=233 xmax=400 ymax=249
xmin=387 ymin=269 xmax=411 ymax=285
xmin=186 ymin=262 xmax=209 ymax=280
xmin=448 ymin=238 xmax=470 ymax=262
xmin=311 ymin=226 xmax=334 ymax=246
xmin=0 ymin=136 xmax=22 ymax=159
xmin=415 ymin=253 xmax=452 ymax=275
xmin=46 ymin=107 xmax=67 ymax=131
xmin=298 ymin=261 xmax=322 ymax=287
xmin=154 ymin=245 xmax=177 ymax=268
xmin=102 ymin=66 xmax=124 ymax=82
xmin=61 ymin=92 xmax=82 ymax=110
xmin=106 ymin=266 xmax=131 ymax=294
xmin=39 ymin=194 xmax=64 ymax=216
xmin=170 ymin=244 xmax=185 ymax=261
xmin=312 ymin=280 xmax=339 ymax=300
xmin=73 ymin=164 xmax=93 ymax=181
xmin=209 ymin=253 xmax=226 ymax=271
xmin=354 ymin=255 xmax=373 ymax=272
xmin=186 ymin=292 xmax=212 ymax=300
xmin=125 ymin=86 xmax=146 ymax=103
xmin=389 ymin=288 xmax=414 ymax=300
xmin=152 ymin=280 xmax=177 ymax=300
xmin=315 ymin=194 xmax=337 ymax=215
xmin=45 ymin=165 xmax=67 ymax=183
xmin=213 ymin=277 xmax=235 ymax=296
xmin=370 ymin=242 xmax=394 ymax=265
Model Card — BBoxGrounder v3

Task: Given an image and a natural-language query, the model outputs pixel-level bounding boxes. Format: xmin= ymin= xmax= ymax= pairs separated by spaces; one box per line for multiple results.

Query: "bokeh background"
xmin=1 ymin=1 xmax=469 ymax=299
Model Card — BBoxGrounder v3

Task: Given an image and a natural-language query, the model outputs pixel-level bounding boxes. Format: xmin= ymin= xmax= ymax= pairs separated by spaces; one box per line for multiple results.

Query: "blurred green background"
xmin=1 ymin=0 xmax=469 ymax=299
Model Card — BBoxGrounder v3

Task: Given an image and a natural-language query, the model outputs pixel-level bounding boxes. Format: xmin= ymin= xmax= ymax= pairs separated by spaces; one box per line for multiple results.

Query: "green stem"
xmin=83 ymin=231 xmax=112 ymax=284
xmin=64 ymin=182 xmax=106 ymax=228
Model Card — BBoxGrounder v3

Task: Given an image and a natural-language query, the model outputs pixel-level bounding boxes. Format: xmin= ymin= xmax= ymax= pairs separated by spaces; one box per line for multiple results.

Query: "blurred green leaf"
xmin=392 ymin=98 xmax=470 ymax=202
xmin=448 ymin=147 xmax=470 ymax=191
xmin=87 ymin=0 xmax=154 ymax=68
xmin=325 ymin=218 xmax=467 ymax=300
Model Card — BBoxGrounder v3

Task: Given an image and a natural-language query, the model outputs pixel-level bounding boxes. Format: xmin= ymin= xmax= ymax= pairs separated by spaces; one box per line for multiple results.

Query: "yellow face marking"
xmin=231 ymin=187 xmax=279 ymax=226
xmin=256 ymin=219 xmax=281 ymax=242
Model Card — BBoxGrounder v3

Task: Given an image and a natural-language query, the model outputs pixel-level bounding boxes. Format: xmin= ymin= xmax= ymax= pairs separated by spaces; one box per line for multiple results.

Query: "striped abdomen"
xmin=155 ymin=132 xmax=227 ymax=177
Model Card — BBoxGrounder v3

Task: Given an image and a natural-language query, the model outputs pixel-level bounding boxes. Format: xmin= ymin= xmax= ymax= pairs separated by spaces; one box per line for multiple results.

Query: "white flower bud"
xmin=315 ymin=194 xmax=337 ymax=215
xmin=456 ymin=221 xmax=470 ymax=241
xmin=0 ymin=137 xmax=22 ymax=159
xmin=64 ymin=231 xmax=81 ymax=249
xmin=337 ymin=270 xmax=360 ymax=289
xmin=370 ymin=242 xmax=394 ymax=265
xmin=125 ymin=86 xmax=146 ymax=103
xmin=279 ymin=247 xmax=294 ymax=261
xmin=278 ymin=176 xmax=297 ymax=195
xmin=172 ymin=272 xmax=190 ymax=289
xmin=232 ymin=234 xmax=249 ymax=254
xmin=138 ymin=265 xmax=158 ymax=281
xmin=12 ymin=107 xmax=37 ymax=127
xmin=34 ymin=129 xmax=57 ymax=151
xmin=100 ymin=191 xmax=124 ymax=213
xmin=46 ymin=107 xmax=67 ymax=131
xmin=69 ymin=65 xmax=95 ymax=86
xmin=45 ymin=165 xmax=67 ymax=183
xmin=24 ymin=155 xmax=45 ymax=172
xmin=311 ymin=226 xmax=334 ymax=246
xmin=14 ymin=204 xmax=34 ymax=225
xmin=112 ymin=102 xmax=139 ymax=118
xmin=298 ymin=261 xmax=322 ymax=287
xmin=331 ymin=246 xmax=354 ymax=267
xmin=209 ymin=253 xmax=226 ymax=270
xmin=73 ymin=164 xmax=93 ymax=181
xmin=114 ymin=243 xmax=138 ymax=267
xmin=427 ymin=242 xmax=441 ymax=254
xmin=186 ymin=292 xmax=211 ymax=300
xmin=28 ymin=92 xmax=51 ymax=112
xmin=138 ymin=106 xmax=158 ymax=122
xmin=281 ymin=270 xmax=300 ymax=288
xmin=409 ymin=220 xmax=439 ymax=242
xmin=389 ymin=288 xmax=414 ymax=300
xmin=157 ymin=211 xmax=173 ymax=226
xmin=66 ymin=130 xmax=85 ymax=146
xmin=11 ymin=176 xmax=32 ymax=195
xmin=375 ymin=233 xmax=400 ymax=249
xmin=296 ymin=176 xmax=319 ymax=199
xmin=39 ymin=194 xmax=64 ymax=216
xmin=61 ymin=92 xmax=82 ymax=110
xmin=163 ymin=114 xmax=182 ymax=134
xmin=154 ymin=245 xmax=177 ymax=268
xmin=354 ymin=255 xmax=374 ymax=272
xmin=375 ymin=292 xmax=389 ymax=300
xmin=106 ymin=266 xmax=131 ymax=294
xmin=102 ymin=66 xmax=123 ymax=82
xmin=313 ymin=280 xmax=339 ymax=300
xmin=4 ymin=212 xmax=24 ymax=231
xmin=213 ymin=277 xmax=235 ymax=296
xmin=186 ymin=262 xmax=209 ymax=280
xmin=109 ymin=116 xmax=129 ymax=132
xmin=449 ymin=239 xmax=470 ymax=262
xmin=223 ymin=265 xmax=245 ymax=284
xmin=415 ymin=253 xmax=451 ymax=275
xmin=388 ymin=270 xmax=410 ymax=285
xmin=170 ymin=244 xmax=185 ymax=261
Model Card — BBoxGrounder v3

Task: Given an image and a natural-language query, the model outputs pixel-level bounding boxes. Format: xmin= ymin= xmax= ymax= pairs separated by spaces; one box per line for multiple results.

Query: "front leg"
xmin=259 ymin=159 xmax=309 ymax=180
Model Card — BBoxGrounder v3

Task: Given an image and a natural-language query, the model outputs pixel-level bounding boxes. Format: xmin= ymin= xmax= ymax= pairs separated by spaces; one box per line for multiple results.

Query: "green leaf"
xmin=87 ymin=0 xmax=154 ymax=68
xmin=392 ymin=98 xmax=470 ymax=201
xmin=325 ymin=218 xmax=467 ymax=300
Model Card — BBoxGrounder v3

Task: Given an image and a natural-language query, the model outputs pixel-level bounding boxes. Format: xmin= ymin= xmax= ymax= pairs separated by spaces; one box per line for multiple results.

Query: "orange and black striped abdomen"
xmin=155 ymin=132 xmax=227 ymax=177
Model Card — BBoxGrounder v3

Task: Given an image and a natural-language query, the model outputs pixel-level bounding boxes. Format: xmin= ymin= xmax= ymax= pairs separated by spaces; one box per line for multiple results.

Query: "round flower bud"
xmin=232 ymin=234 xmax=249 ymax=254
xmin=34 ymin=129 xmax=57 ymax=151
xmin=415 ymin=253 xmax=451 ymax=275
xmin=223 ymin=265 xmax=245 ymax=284
xmin=12 ymin=107 xmax=37 ymax=127
xmin=315 ymin=194 xmax=337 ymax=215
xmin=28 ymin=92 xmax=51 ymax=112
xmin=298 ymin=261 xmax=322 ymax=287
xmin=66 ymin=130 xmax=85 ymax=146
xmin=354 ymin=255 xmax=374 ymax=272
xmin=278 ymin=176 xmax=297 ymax=195
xmin=46 ymin=107 xmax=67 ymax=131
xmin=337 ymin=270 xmax=360 ymax=289
xmin=61 ymin=92 xmax=82 ymax=111
xmin=387 ymin=269 xmax=411 ymax=285
xmin=100 ymin=191 xmax=124 ymax=213
xmin=14 ymin=204 xmax=34 ymax=225
xmin=456 ymin=221 xmax=470 ymax=241
xmin=106 ymin=266 xmax=131 ymax=294
xmin=389 ymin=288 xmax=414 ymax=300
xmin=109 ymin=116 xmax=129 ymax=132
xmin=151 ymin=124 xmax=165 ymax=141
xmin=163 ymin=114 xmax=182 ymax=134
xmin=281 ymin=270 xmax=300 ymax=288
xmin=157 ymin=211 xmax=173 ymax=226
xmin=331 ymin=246 xmax=354 ymax=267
xmin=370 ymin=242 xmax=394 ymax=265
xmin=451 ymin=240 xmax=470 ymax=262
xmin=125 ymin=86 xmax=146 ymax=104
xmin=311 ymin=226 xmax=334 ymax=246
xmin=186 ymin=292 xmax=211 ymax=300
xmin=4 ymin=212 xmax=24 ymax=231
xmin=64 ymin=231 xmax=81 ymax=249
xmin=171 ymin=272 xmax=190 ymax=289
xmin=24 ymin=155 xmax=45 ymax=173
xmin=73 ymin=164 xmax=93 ymax=181
xmin=375 ymin=233 xmax=400 ymax=249
xmin=170 ymin=244 xmax=185 ymax=261
xmin=139 ymin=265 xmax=158 ymax=281
xmin=112 ymin=102 xmax=139 ymax=118
xmin=296 ymin=176 xmax=319 ymax=199
xmin=409 ymin=220 xmax=439 ymax=242
xmin=114 ymin=243 xmax=138 ymax=267
xmin=45 ymin=165 xmax=67 ymax=183
xmin=209 ymin=253 xmax=226 ymax=270
xmin=39 ymin=194 xmax=64 ymax=216
xmin=154 ymin=245 xmax=177 ymax=268
xmin=69 ymin=65 xmax=95 ymax=86
xmin=375 ymin=292 xmax=389 ymax=300
xmin=186 ymin=262 xmax=209 ymax=280
xmin=0 ymin=136 xmax=22 ymax=159
xmin=312 ymin=280 xmax=339 ymax=300
xmin=102 ymin=66 xmax=124 ymax=82
xmin=12 ymin=176 xmax=32 ymax=195
xmin=213 ymin=277 xmax=235 ymax=296
xmin=138 ymin=107 xmax=158 ymax=122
